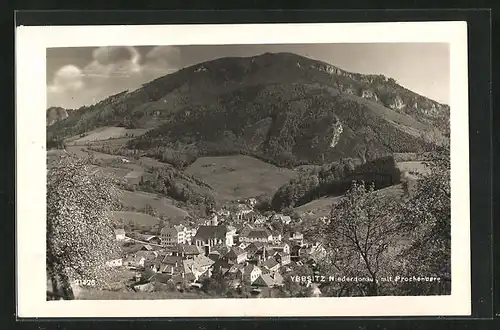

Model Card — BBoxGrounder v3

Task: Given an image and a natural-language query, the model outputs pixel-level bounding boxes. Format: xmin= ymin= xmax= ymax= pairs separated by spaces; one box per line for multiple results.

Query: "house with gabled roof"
xmin=224 ymin=246 xmax=248 ymax=264
xmin=124 ymin=170 xmax=143 ymax=185
xmin=190 ymin=254 xmax=214 ymax=279
xmin=253 ymin=272 xmax=283 ymax=288
xmin=170 ymin=243 xmax=203 ymax=260
xmin=228 ymin=263 xmax=245 ymax=275
xmin=285 ymin=232 xmax=304 ymax=246
xmin=211 ymin=259 xmax=232 ymax=276
xmin=268 ymin=242 xmax=290 ymax=254
xmin=262 ymin=257 xmax=280 ymax=272
xmin=162 ymin=255 xmax=184 ymax=267
xmin=182 ymin=258 xmax=211 ymax=281
xmin=141 ymin=244 xmax=154 ymax=251
xmin=239 ymin=228 xmax=272 ymax=244
xmin=238 ymin=242 xmax=251 ymax=250
xmin=272 ymin=214 xmax=292 ymax=225
xmin=275 ymin=251 xmax=291 ymax=265
xmin=114 ymin=228 xmax=126 ymax=240
xmin=123 ymin=254 xmax=146 ymax=269
xmin=241 ymin=264 xmax=262 ymax=285
xmin=208 ymin=250 xmax=222 ymax=262
xmin=213 ymin=244 xmax=231 ymax=256
xmin=234 ymin=203 xmax=254 ymax=221
xmin=270 ymin=231 xmax=282 ymax=244
xmin=105 ymin=257 xmax=123 ymax=268
xmin=244 ymin=241 xmax=266 ymax=259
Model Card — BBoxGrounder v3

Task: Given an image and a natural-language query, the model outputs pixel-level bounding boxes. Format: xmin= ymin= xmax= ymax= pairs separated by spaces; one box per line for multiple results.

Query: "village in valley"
xmin=106 ymin=194 xmax=326 ymax=298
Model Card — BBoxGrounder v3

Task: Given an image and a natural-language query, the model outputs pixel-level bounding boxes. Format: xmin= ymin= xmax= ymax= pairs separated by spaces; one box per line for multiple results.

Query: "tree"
xmin=315 ymin=181 xmax=403 ymax=296
xmin=141 ymin=203 xmax=158 ymax=217
xmin=396 ymin=145 xmax=451 ymax=295
xmin=280 ymin=272 xmax=314 ymax=297
xmin=255 ymin=193 xmax=272 ymax=212
xmin=47 ymin=153 xmax=122 ymax=299
xmin=201 ymin=273 xmax=229 ymax=296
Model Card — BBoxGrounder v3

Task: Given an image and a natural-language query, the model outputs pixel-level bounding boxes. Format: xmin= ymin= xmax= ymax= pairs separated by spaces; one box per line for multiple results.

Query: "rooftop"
xmin=194 ymin=225 xmax=228 ymax=240
xmin=263 ymin=257 xmax=279 ymax=270
xmin=225 ymin=246 xmax=246 ymax=259
xmin=246 ymin=229 xmax=271 ymax=239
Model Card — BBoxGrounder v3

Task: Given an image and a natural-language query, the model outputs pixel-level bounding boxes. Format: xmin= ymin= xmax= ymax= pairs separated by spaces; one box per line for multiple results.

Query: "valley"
xmin=46 ymin=51 xmax=450 ymax=299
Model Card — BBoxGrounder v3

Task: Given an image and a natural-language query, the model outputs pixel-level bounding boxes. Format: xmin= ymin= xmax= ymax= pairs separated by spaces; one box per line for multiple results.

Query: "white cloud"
xmin=83 ymin=46 xmax=142 ymax=79
xmin=47 ymin=45 xmax=183 ymax=109
xmin=47 ymin=64 xmax=84 ymax=94
xmin=142 ymin=45 xmax=181 ymax=76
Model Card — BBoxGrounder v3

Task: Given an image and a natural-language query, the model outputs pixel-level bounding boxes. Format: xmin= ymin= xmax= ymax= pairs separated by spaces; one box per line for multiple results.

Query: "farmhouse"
xmin=270 ymin=231 xmax=282 ymax=244
xmin=234 ymin=204 xmax=254 ymax=221
xmin=268 ymin=242 xmax=290 ymax=254
xmin=253 ymin=272 xmax=283 ymax=288
xmin=262 ymin=257 xmax=280 ymax=272
xmin=241 ymin=264 xmax=262 ymax=285
xmin=275 ymin=252 xmax=291 ymax=265
xmin=244 ymin=241 xmax=266 ymax=258
xmin=135 ymin=233 xmax=162 ymax=245
xmin=170 ymin=243 xmax=203 ymax=260
xmin=183 ymin=255 xmax=214 ymax=280
xmin=224 ymin=246 xmax=248 ymax=264
xmin=114 ymin=228 xmax=126 ymax=240
xmin=105 ymin=257 xmax=123 ymax=268
xmin=286 ymin=232 xmax=305 ymax=246
xmin=123 ymin=254 xmax=146 ymax=268
xmin=272 ymin=214 xmax=292 ymax=225
xmin=124 ymin=170 xmax=143 ymax=185
xmin=212 ymin=259 xmax=232 ymax=276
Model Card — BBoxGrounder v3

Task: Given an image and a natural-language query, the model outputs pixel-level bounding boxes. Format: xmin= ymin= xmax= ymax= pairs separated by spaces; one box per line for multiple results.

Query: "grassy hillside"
xmin=110 ymin=211 xmax=159 ymax=226
xmin=184 ymin=155 xmax=297 ymax=200
xmin=66 ymin=126 xmax=150 ymax=145
xmin=271 ymin=155 xmax=402 ymax=211
xmin=295 ymin=184 xmax=405 ymax=220
xmin=119 ymin=189 xmax=189 ymax=220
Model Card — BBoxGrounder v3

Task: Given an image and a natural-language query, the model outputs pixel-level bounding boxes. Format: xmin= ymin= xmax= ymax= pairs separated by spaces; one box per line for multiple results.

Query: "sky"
xmin=46 ymin=43 xmax=450 ymax=109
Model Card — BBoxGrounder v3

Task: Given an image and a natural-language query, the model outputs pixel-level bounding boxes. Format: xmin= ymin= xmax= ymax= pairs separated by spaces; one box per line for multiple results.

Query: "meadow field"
xmin=185 ymin=155 xmax=297 ymax=201
xmin=119 ymin=189 xmax=190 ymax=220
xmin=110 ymin=211 xmax=159 ymax=226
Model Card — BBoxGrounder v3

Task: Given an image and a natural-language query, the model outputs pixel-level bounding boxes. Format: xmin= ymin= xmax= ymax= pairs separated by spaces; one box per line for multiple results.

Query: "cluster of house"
xmin=108 ymin=198 xmax=327 ymax=294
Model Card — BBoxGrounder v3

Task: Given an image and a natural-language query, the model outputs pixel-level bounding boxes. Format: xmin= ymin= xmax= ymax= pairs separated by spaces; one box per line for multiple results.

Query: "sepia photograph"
xmin=17 ymin=22 xmax=470 ymax=317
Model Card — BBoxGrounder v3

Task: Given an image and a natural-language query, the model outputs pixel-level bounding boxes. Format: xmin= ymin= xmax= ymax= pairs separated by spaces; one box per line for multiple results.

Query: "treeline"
xmin=46 ymin=134 xmax=66 ymax=150
xmin=271 ymin=156 xmax=401 ymax=211
xmin=138 ymin=166 xmax=216 ymax=208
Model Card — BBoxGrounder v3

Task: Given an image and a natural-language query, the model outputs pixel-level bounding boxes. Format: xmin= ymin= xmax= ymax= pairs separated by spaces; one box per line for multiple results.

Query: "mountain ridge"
xmin=47 ymin=52 xmax=449 ymax=166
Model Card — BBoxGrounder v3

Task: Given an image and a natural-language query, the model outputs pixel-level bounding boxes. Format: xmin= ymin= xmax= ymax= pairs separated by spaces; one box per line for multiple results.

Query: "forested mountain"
xmin=47 ymin=52 xmax=449 ymax=166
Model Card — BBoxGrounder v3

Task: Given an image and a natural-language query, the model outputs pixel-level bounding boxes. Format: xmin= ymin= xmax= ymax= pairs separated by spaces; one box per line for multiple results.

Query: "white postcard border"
xmin=16 ymin=21 xmax=470 ymax=318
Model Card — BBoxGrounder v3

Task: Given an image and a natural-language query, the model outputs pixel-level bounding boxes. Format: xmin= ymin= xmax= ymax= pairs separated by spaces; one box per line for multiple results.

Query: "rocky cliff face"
xmin=309 ymin=60 xmax=449 ymax=131
xmin=329 ymin=121 xmax=343 ymax=148
xmin=46 ymin=107 xmax=71 ymax=126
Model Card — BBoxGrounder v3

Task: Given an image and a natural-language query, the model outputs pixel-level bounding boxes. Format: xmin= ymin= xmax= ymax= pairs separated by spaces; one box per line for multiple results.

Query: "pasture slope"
xmin=185 ymin=155 xmax=297 ymax=201
xmin=119 ymin=189 xmax=189 ymax=220
xmin=110 ymin=211 xmax=159 ymax=226
xmin=66 ymin=126 xmax=150 ymax=145
xmin=295 ymin=184 xmax=405 ymax=221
